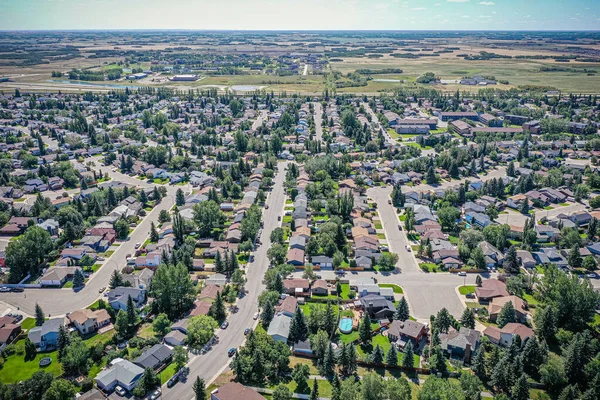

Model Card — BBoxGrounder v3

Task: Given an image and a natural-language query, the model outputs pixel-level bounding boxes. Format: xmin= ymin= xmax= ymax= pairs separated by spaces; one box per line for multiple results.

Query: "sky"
xmin=2 ymin=0 xmax=600 ymax=31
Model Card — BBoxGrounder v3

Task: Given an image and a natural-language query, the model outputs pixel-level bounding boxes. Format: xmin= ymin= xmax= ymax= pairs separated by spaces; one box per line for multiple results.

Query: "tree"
xmin=534 ymin=305 xmax=557 ymax=342
xmin=386 ymin=345 xmax=398 ymax=367
xmin=476 ymin=275 xmax=482 ymax=287
xmin=72 ymin=268 xmax=84 ymax=288
xmin=469 ymin=247 xmax=486 ymax=270
xmin=273 ymin=385 xmax=293 ymax=400
xmin=361 ymin=373 xmax=386 ymax=400
xmin=558 ymin=385 xmax=580 ymax=400
xmin=126 ymin=295 xmax=138 ymax=328
xmin=434 ymin=308 xmax=452 ymax=333
xmin=583 ymin=255 xmax=597 ymax=271
xmin=293 ymin=364 xmax=310 ymax=394
xmin=115 ymin=218 xmax=129 ymax=239
xmin=261 ymin=300 xmax=275 ymax=328
xmin=359 ymin=312 xmax=372 ymax=344
xmin=340 ymin=378 xmax=360 ymax=400
xmin=35 ymin=303 xmax=45 ymax=326
xmin=193 ymin=376 xmax=206 ymax=400
xmin=472 ymin=347 xmax=487 ymax=380
xmin=152 ymin=313 xmax=172 ymax=337
xmin=310 ymin=378 xmax=319 ymax=400
xmin=403 ymin=341 xmax=415 ymax=369
xmin=511 ymin=374 xmax=529 ymax=400
xmin=61 ymin=337 xmax=90 ymax=375
xmin=520 ymin=198 xmax=530 ymax=215
xmin=23 ymin=371 xmax=54 ymax=399
xmin=151 ymin=263 xmax=197 ymax=319
xmin=193 ymin=200 xmax=225 ymax=237
xmin=24 ymin=337 xmax=37 ymax=361
xmin=6 ymin=226 xmax=52 ymax=283
xmin=387 ymin=378 xmax=412 ymax=400
xmin=496 ymin=301 xmax=516 ymax=328
xmin=568 ymin=245 xmax=582 ymax=269
xmin=522 ymin=337 xmax=547 ymax=379
xmin=187 ymin=315 xmax=218 ymax=348
xmin=133 ymin=367 xmax=160 ymax=398
xmin=270 ymin=227 xmax=285 ymax=245
xmin=150 ymin=222 xmax=159 ymax=243
xmin=371 ymin=344 xmax=384 ymax=365
xmin=159 ymin=209 xmax=171 ymax=223
xmin=460 ymin=308 xmax=476 ymax=329
xmin=289 ymin=307 xmax=308 ymax=343
xmin=418 ymin=376 xmax=465 ymax=400
xmin=540 ymin=355 xmax=567 ymax=395
xmin=109 ymin=270 xmax=123 ymax=289
xmin=503 ymin=246 xmax=519 ymax=274
xmin=394 ymin=297 xmax=410 ymax=321
xmin=115 ymin=309 xmax=129 ymax=338
xmin=173 ymin=346 xmax=188 ymax=371
xmin=460 ymin=373 xmax=482 ymax=400
xmin=42 ymin=379 xmax=77 ymax=400
xmin=437 ymin=207 xmax=461 ymax=232
xmin=209 ymin=291 xmax=227 ymax=322
xmin=426 ymin=166 xmax=437 ymax=184
xmin=57 ymin=325 xmax=70 ymax=361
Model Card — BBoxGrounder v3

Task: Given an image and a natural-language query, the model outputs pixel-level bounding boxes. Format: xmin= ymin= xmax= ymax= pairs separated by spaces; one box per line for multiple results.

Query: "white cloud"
xmin=448 ymin=0 xmax=470 ymax=3
xmin=412 ymin=7 xmax=427 ymax=11
xmin=479 ymin=1 xmax=495 ymax=5
xmin=461 ymin=14 xmax=471 ymax=18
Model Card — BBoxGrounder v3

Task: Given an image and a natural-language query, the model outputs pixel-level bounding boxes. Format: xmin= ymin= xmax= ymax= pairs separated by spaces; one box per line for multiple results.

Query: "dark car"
xmin=11 ymin=287 xmax=24 ymax=293
xmin=244 ymin=328 xmax=251 ymax=335
xmin=167 ymin=375 xmax=179 ymax=388
xmin=228 ymin=348 xmax=237 ymax=357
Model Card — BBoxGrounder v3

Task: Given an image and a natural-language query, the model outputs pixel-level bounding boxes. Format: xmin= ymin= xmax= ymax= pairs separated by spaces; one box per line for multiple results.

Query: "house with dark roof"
xmin=134 ymin=344 xmax=173 ymax=370
xmin=475 ymin=279 xmax=509 ymax=302
xmin=28 ymin=318 xmax=64 ymax=351
xmin=387 ymin=319 xmax=427 ymax=347
xmin=359 ymin=294 xmax=396 ymax=319
xmin=440 ymin=327 xmax=480 ymax=363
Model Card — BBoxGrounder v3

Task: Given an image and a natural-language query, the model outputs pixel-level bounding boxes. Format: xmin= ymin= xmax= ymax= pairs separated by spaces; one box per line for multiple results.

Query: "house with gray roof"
xmin=440 ymin=327 xmax=481 ymax=363
xmin=134 ymin=344 xmax=173 ymax=370
xmin=95 ymin=358 xmax=144 ymax=393
xmin=267 ymin=314 xmax=291 ymax=343
xmin=28 ymin=318 xmax=64 ymax=351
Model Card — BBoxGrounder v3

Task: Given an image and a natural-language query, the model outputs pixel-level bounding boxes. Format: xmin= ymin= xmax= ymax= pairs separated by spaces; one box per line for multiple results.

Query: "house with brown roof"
xmin=483 ymin=323 xmax=534 ymax=347
xmin=275 ymin=296 xmax=298 ymax=317
xmin=211 ymin=382 xmax=266 ymax=400
xmin=0 ymin=316 xmax=21 ymax=348
xmin=286 ymin=248 xmax=305 ymax=266
xmin=488 ymin=296 xmax=529 ymax=323
xmin=387 ymin=319 xmax=427 ymax=348
xmin=311 ymin=279 xmax=328 ymax=296
xmin=283 ymin=279 xmax=310 ymax=296
xmin=67 ymin=309 xmax=111 ymax=335
xmin=292 ymin=226 xmax=311 ymax=240
xmin=198 ymin=284 xmax=224 ymax=301
xmin=189 ymin=300 xmax=212 ymax=317
xmin=475 ymin=279 xmax=509 ymax=302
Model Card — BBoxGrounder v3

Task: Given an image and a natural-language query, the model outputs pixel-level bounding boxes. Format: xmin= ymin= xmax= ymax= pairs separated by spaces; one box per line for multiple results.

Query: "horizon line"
xmin=1 ymin=29 xmax=600 ymax=33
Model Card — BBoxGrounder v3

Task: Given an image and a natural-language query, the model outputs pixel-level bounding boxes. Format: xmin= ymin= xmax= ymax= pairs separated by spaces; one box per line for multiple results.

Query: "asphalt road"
xmin=0 ymin=168 xmax=187 ymax=317
xmin=313 ymin=102 xmax=324 ymax=143
xmin=161 ymin=162 xmax=288 ymax=399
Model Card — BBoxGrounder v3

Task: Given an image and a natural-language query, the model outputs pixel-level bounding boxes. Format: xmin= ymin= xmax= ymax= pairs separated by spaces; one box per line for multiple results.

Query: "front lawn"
xmin=419 ymin=263 xmax=440 ymax=273
xmin=379 ymin=284 xmax=403 ymax=294
xmin=20 ymin=317 xmax=37 ymax=331
xmin=377 ymin=233 xmax=386 ymax=240
xmin=458 ymin=285 xmax=476 ymax=295
xmin=160 ymin=362 xmax=178 ymax=385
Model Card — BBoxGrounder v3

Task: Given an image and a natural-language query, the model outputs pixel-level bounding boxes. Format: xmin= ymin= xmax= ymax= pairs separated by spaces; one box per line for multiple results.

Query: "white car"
xmin=115 ymin=386 xmax=126 ymax=396
xmin=253 ymin=312 xmax=259 ymax=320
xmin=458 ymin=271 xmax=467 ymax=277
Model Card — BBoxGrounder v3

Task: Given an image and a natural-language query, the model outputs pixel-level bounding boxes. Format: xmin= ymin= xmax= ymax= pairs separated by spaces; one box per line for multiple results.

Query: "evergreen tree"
xmin=126 ymin=295 xmax=138 ymax=329
xmin=434 ymin=308 xmax=452 ymax=333
xmin=209 ymin=291 xmax=226 ymax=322
xmin=568 ymin=245 xmax=582 ymax=269
xmin=57 ymin=325 xmax=70 ymax=361
xmin=323 ymin=342 xmax=336 ymax=376
xmin=72 ymin=269 xmax=84 ymax=288
xmin=150 ymin=222 xmax=159 ymax=243
xmin=504 ymin=246 xmax=519 ymax=274
xmin=289 ymin=307 xmax=308 ymax=343
xmin=520 ymin=198 xmax=530 ymax=215
xmin=214 ymin=251 xmax=224 ymax=274
xmin=35 ymin=303 xmax=45 ymax=326
xmin=394 ymin=297 xmax=410 ymax=321
xmin=496 ymin=301 xmax=516 ymax=328
xmin=558 ymin=385 xmax=579 ymax=400
xmin=371 ymin=344 xmax=384 ymax=365
xmin=109 ymin=270 xmax=122 ymax=289
xmin=176 ymin=188 xmax=185 ymax=206
xmin=511 ymin=374 xmax=530 ymax=400
xmin=490 ymin=354 xmax=514 ymax=394
xmin=460 ymin=308 xmax=476 ymax=329
xmin=359 ymin=312 xmax=372 ymax=344
xmin=402 ymin=341 xmax=414 ymax=369
xmin=476 ymin=275 xmax=483 ymax=287
xmin=522 ymin=337 xmax=547 ymax=379
xmin=347 ymin=343 xmax=358 ymax=375
xmin=386 ymin=345 xmax=398 ymax=367
xmin=310 ymin=378 xmax=319 ymax=400
xmin=472 ymin=347 xmax=487 ymax=381
xmin=534 ymin=306 xmax=557 ymax=342
xmin=261 ymin=300 xmax=275 ymax=328
xmin=193 ymin=376 xmax=206 ymax=400
xmin=331 ymin=373 xmax=341 ymax=400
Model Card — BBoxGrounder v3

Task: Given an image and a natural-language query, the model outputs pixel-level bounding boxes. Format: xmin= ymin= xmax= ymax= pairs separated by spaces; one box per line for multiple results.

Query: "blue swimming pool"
xmin=339 ymin=317 xmax=353 ymax=334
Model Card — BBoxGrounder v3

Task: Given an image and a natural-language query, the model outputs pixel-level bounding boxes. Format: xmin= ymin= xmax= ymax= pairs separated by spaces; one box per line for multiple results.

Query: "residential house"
xmin=478 ymin=241 xmax=504 ymax=268
xmin=39 ymin=266 xmax=82 ymax=287
xmin=283 ymin=279 xmax=310 ymax=297
xmin=533 ymin=248 xmax=568 ymax=269
xmin=483 ymin=323 xmax=534 ymax=347
xmin=310 ymin=255 xmax=333 ymax=269
xmin=210 ymin=382 xmax=267 ymax=400
xmin=67 ymin=309 xmax=111 ymax=335
xmin=267 ymin=314 xmax=292 ymax=343
xmin=28 ymin=318 xmax=64 ymax=351
xmin=164 ymin=330 xmax=186 ymax=347
xmin=387 ymin=319 xmax=427 ymax=348
xmin=286 ymin=248 xmax=305 ymax=267
xmin=275 ymin=296 xmax=298 ymax=318
xmin=475 ymin=279 xmax=509 ymax=302
xmin=107 ymin=287 xmax=146 ymax=310
xmin=440 ymin=327 xmax=480 ymax=363
xmin=134 ymin=344 xmax=173 ymax=370
xmin=359 ymin=294 xmax=396 ymax=319
xmin=311 ymin=280 xmax=329 ymax=296
xmin=488 ymin=296 xmax=529 ymax=323
xmin=95 ymin=358 xmax=145 ymax=393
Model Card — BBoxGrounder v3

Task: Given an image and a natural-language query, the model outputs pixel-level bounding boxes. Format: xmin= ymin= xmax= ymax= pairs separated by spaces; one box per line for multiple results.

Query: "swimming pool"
xmin=339 ymin=317 xmax=353 ymax=334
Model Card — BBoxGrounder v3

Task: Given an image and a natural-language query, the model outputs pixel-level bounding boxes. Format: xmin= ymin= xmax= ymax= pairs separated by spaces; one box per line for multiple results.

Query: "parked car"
xmin=149 ymin=390 xmax=161 ymax=400
xmin=466 ymin=293 xmax=475 ymax=299
xmin=405 ymin=245 xmax=411 ymax=252
xmin=167 ymin=375 xmax=179 ymax=388
xmin=388 ymin=199 xmax=392 ymax=204
xmin=135 ymin=242 xmax=141 ymax=249
xmin=115 ymin=386 xmax=126 ymax=396
xmin=458 ymin=271 xmax=467 ymax=277
xmin=98 ymin=286 xmax=106 ymax=293
xmin=253 ymin=312 xmax=259 ymax=320
xmin=244 ymin=328 xmax=251 ymax=335
xmin=228 ymin=348 xmax=237 ymax=357
xmin=11 ymin=287 xmax=23 ymax=293
xmin=0 ymin=287 xmax=10 ymax=292
xmin=221 ymin=321 xmax=229 ymax=329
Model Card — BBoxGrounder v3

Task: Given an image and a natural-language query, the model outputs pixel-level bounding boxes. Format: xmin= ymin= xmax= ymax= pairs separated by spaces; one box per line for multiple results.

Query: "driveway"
xmin=161 ymin=162 xmax=289 ymax=399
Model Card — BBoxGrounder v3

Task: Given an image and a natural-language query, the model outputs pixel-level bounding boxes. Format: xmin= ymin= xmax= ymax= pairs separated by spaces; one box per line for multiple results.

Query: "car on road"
xmin=388 ymin=199 xmax=392 ymax=205
xmin=11 ymin=287 xmax=23 ymax=293
xmin=253 ymin=312 xmax=259 ymax=320
xmin=398 ymin=224 xmax=402 ymax=231
xmin=99 ymin=286 xmax=106 ymax=293
xmin=278 ymin=216 xmax=281 ymax=221
xmin=458 ymin=271 xmax=467 ymax=277
xmin=149 ymin=390 xmax=161 ymax=400
xmin=135 ymin=242 xmax=141 ymax=249
xmin=115 ymin=386 xmax=126 ymax=396
xmin=244 ymin=328 xmax=251 ymax=335
xmin=586 ymin=273 xmax=597 ymax=279
xmin=0 ymin=287 xmax=10 ymax=292
xmin=405 ymin=245 xmax=411 ymax=252
xmin=167 ymin=375 xmax=179 ymax=388
xmin=221 ymin=321 xmax=229 ymax=329
xmin=228 ymin=348 xmax=237 ymax=357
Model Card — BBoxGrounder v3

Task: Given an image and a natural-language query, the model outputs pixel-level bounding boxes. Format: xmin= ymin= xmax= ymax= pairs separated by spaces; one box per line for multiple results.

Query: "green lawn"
xmin=590 ymin=313 xmax=600 ymax=330
xmin=377 ymin=233 xmax=386 ymax=240
xmin=160 ymin=362 xmax=178 ymax=385
xmin=282 ymin=216 xmax=292 ymax=224
xmin=20 ymin=317 xmax=37 ymax=331
xmin=458 ymin=285 xmax=476 ymax=295
xmin=448 ymin=235 xmax=459 ymax=245
xmin=0 ymin=346 xmax=62 ymax=383
xmin=522 ymin=293 xmax=539 ymax=307
xmin=374 ymin=222 xmax=383 ymax=230
xmin=419 ymin=263 xmax=440 ymax=273
xmin=379 ymin=284 xmax=403 ymax=294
